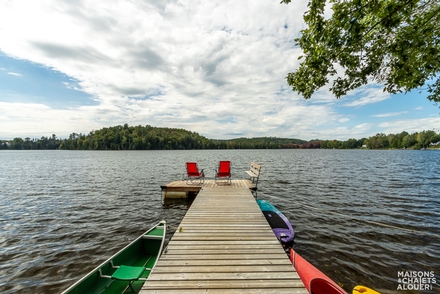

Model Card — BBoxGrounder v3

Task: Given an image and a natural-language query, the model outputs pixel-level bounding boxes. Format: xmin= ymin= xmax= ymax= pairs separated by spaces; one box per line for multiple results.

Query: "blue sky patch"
xmin=0 ymin=52 xmax=96 ymax=109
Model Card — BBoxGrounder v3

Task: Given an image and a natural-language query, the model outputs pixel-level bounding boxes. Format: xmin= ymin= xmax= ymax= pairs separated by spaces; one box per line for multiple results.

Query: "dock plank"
xmin=144 ymin=279 xmax=305 ymax=288
xmin=141 ymin=185 xmax=307 ymax=293
xmin=152 ymin=264 xmax=296 ymax=273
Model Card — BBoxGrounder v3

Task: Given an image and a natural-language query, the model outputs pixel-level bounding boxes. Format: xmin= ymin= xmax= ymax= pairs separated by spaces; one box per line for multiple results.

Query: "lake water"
xmin=0 ymin=149 xmax=439 ymax=293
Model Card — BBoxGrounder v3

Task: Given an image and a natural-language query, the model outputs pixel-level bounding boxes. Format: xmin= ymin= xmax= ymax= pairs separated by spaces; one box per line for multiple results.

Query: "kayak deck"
xmin=142 ymin=186 xmax=308 ymax=293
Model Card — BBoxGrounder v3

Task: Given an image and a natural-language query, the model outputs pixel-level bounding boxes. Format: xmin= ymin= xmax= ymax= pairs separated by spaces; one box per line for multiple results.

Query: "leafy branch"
xmin=282 ymin=0 xmax=440 ymax=103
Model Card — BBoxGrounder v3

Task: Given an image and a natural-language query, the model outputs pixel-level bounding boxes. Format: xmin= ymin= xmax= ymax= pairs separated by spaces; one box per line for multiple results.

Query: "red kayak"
xmin=290 ymin=248 xmax=347 ymax=294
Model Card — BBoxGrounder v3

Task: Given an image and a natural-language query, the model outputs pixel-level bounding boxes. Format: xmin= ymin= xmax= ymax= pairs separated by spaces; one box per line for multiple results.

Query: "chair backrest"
xmin=186 ymin=162 xmax=200 ymax=176
xmin=218 ymin=161 xmax=231 ymax=174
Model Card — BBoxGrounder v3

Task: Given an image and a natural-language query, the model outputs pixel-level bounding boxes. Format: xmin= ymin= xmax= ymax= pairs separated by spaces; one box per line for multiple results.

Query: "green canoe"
xmin=62 ymin=220 xmax=166 ymax=294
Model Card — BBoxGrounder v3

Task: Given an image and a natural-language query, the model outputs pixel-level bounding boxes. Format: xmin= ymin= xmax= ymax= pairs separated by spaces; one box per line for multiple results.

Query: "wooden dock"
xmin=161 ymin=179 xmax=255 ymax=199
xmin=142 ymin=181 xmax=307 ymax=293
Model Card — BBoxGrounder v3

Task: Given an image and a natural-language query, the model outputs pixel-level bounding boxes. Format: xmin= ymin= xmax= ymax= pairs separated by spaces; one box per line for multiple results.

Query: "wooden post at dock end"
xmin=160 ymin=184 xmax=202 ymax=205
xmin=160 ymin=179 xmax=256 ymax=202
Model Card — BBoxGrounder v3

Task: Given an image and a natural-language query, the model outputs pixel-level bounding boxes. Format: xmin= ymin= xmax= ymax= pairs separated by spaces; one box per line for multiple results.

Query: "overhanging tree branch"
xmin=282 ymin=0 xmax=440 ymax=103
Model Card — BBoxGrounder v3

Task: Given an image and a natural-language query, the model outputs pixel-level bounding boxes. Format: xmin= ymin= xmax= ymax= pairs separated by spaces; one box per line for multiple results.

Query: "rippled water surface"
xmin=1 ymin=150 xmax=439 ymax=293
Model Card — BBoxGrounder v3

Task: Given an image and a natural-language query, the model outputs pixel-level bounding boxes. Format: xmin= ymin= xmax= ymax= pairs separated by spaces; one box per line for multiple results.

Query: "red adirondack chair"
xmin=185 ymin=162 xmax=204 ymax=184
xmin=215 ymin=161 xmax=231 ymax=184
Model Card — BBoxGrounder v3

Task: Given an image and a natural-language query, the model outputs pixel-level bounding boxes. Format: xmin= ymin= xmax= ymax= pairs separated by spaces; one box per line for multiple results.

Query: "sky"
xmin=0 ymin=0 xmax=439 ymax=141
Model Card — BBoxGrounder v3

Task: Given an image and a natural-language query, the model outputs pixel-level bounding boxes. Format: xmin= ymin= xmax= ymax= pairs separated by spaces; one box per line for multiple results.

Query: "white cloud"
xmin=0 ymin=0 xmax=437 ymax=141
xmin=372 ymin=111 xmax=408 ymax=118
xmin=354 ymin=123 xmax=372 ymax=132
xmin=0 ymin=101 xmax=97 ymax=138
xmin=7 ymin=72 xmax=22 ymax=76
xmin=0 ymin=0 xmax=313 ymax=139
xmin=343 ymin=86 xmax=391 ymax=107
xmin=379 ymin=117 xmax=440 ymax=134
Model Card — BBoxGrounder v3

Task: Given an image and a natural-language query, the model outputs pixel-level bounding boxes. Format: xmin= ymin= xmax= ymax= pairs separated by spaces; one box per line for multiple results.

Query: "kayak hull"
xmin=257 ymin=199 xmax=294 ymax=249
xmin=353 ymin=285 xmax=381 ymax=294
xmin=290 ymin=248 xmax=346 ymax=294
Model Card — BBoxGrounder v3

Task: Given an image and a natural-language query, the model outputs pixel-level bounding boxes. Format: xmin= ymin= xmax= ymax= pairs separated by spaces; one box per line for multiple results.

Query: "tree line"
xmin=1 ymin=124 xmax=439 ymax=150
xmin=319 ymin=130 xmax=440 ymax=150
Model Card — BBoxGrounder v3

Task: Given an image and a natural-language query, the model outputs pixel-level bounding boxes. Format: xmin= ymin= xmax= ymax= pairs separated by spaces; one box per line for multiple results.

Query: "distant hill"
xmin=0 ymin=124 xmax=306 ymax=150
xmin=212 ymin=137 xmax=307 ymax=149
xmin=2 ymin=124 xmax=439 ymax=150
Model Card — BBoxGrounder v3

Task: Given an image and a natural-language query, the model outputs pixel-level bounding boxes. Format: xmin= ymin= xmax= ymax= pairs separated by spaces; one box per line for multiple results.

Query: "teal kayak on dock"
xmin=257 ymin=199 xmax=295 ymax=250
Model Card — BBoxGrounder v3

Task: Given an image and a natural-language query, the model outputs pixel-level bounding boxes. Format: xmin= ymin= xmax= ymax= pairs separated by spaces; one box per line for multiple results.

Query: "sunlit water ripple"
xmin=0 ymin=149 xmax=439 ymax=293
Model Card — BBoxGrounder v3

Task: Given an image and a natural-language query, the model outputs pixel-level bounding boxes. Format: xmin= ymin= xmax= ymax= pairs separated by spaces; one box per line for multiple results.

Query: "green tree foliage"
xmin=318 ymin=130 xmax=440 ymax=149
xmin=2 ymin=125 xmax=439 ymax=150
xmin=1 ymin=135 xmax=61 ymax=150
xmin=213 ymin=137 xmax=306 ymax=149
xmin=1 ymin=126 xmax=305 ymax=150
xmin=12 ymin=137 xmax=24 ymax=150
xmin=58 ymin=125 xmax=215 ymax=150
xmin=281 ymin=0 xmax=440 ymax=103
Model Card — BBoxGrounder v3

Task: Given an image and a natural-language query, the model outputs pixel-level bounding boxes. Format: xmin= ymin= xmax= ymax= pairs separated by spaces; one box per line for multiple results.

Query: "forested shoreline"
xmin=1 ymin=124 xmax=440 ymax=150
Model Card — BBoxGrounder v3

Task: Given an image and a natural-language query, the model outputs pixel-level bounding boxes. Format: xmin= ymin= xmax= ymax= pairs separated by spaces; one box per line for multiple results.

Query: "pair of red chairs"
xmin=185 ymin=161 xmax=231 ymax=184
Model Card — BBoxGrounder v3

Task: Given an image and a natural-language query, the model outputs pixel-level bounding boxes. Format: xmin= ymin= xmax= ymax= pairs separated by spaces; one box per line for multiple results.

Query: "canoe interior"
xmin=64 ymin=226 xmax=164 ymax=294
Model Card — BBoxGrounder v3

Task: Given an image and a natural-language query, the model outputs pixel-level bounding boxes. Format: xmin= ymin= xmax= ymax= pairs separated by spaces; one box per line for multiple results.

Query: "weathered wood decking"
xmin=161 ymin=179 xmax=256 ymax=199
xmin=163 ymin=179 xmax=255 ymax=191
xmin=142 ymin=182 xmax=307 ymax=293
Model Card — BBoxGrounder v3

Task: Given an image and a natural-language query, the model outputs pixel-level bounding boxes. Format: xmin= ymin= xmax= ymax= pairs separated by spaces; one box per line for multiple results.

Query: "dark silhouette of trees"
xmin=1 ymin=125 xmax=439 ymax=150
